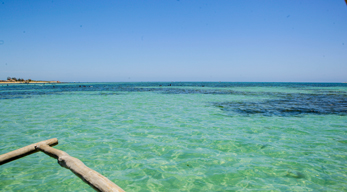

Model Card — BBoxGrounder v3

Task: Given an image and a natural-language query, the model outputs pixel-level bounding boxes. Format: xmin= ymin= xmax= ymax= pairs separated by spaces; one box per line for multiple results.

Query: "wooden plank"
xmin=36 ymin=143 xmax=125 ymax=192
xmin=0 ymin=138 xmax=58 ymax=165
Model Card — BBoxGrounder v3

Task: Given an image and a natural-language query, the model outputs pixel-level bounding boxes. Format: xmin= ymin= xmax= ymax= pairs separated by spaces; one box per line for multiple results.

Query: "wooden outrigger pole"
xmin=0 ymin=138 xmax=58 ymax=165
xmin=0 ymin=138 xmax=125 ymax=192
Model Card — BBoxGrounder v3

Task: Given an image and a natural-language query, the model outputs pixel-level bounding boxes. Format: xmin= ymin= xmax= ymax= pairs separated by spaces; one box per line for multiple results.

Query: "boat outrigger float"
xmin=0 ymin=138 xmax=125 ymax=192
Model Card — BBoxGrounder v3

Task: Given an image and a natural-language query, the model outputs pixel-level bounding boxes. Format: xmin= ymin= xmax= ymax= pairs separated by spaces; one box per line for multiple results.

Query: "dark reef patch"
xmin=213 ymin=92 xmax=347 ymax=116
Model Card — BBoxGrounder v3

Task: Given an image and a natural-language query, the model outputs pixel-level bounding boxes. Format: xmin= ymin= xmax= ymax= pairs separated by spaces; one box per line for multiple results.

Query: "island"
xmin=0 ymin=77 xmax=61 ymax=84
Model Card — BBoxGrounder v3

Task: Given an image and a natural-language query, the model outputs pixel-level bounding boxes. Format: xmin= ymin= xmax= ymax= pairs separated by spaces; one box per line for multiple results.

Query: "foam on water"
xmin=1 ymin=82 xmax=347 ymax=191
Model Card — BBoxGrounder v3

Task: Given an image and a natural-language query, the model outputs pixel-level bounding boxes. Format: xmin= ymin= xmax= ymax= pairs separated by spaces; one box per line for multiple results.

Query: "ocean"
xmin=1 ymin=82 xmax=347 ymax=191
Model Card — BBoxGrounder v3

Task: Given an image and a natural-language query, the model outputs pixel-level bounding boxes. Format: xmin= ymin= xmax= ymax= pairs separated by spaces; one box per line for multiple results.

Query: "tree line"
xmin=7 ymin=77 xmax=32 ymax=82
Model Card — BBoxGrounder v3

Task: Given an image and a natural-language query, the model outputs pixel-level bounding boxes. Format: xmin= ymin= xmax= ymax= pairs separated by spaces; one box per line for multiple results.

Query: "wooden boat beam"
xmin=0 ymin=139 xmax=125 ymax=192
xmin=0 ymin=138 xmax=58 ymax=165
xmin=36 ymin=143 xmax=124 ymax=192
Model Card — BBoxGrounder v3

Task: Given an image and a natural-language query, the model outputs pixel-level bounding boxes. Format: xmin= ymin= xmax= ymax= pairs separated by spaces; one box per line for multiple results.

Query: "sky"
xmin=0 ymin=0 xmax=346 ymax=82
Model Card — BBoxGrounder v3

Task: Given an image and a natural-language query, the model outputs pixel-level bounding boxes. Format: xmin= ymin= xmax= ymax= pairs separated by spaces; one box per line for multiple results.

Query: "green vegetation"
xmin=1 ymin=77 xmax=59 ymax=83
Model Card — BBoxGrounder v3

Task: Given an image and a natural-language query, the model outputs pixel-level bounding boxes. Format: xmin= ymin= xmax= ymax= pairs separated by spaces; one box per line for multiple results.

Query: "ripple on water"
xmin=1 ymin=83 xmax=347 ymax=191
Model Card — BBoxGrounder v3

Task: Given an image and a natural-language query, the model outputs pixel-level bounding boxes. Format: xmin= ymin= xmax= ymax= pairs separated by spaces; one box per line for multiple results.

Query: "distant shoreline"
xmin=0 ymin=81 xmax=60 ymax=84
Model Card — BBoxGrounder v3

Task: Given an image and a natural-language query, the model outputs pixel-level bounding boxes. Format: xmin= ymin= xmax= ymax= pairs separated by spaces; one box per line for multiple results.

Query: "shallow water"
xmin=1 ymin=82 xmax=347 ymax=191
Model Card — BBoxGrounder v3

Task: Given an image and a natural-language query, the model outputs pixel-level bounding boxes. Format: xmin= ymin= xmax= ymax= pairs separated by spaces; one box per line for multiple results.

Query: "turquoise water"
xmin=1 ymin=82 xmax=347 ymax=191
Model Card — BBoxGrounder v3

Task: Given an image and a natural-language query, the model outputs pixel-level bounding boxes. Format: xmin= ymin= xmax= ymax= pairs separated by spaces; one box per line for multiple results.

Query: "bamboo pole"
xmin=0 ymin=138 xmax=58 ymax=165
xmin=36 ymin=143 xmax=125 ymax=192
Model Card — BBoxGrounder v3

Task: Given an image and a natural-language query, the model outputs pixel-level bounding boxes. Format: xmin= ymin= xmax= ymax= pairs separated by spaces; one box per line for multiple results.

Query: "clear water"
xmin=1 ymin=82 xmax=347 ymax=191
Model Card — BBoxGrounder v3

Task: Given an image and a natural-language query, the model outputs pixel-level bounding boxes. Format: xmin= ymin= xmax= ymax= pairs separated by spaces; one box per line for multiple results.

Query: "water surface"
xmin=1 ymin=82 xmax=347 ymax=191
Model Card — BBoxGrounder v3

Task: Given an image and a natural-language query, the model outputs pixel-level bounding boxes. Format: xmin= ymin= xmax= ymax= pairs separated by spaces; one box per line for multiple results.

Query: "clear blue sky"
xmin=1 ymin=0 xmax=346 ymax=82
